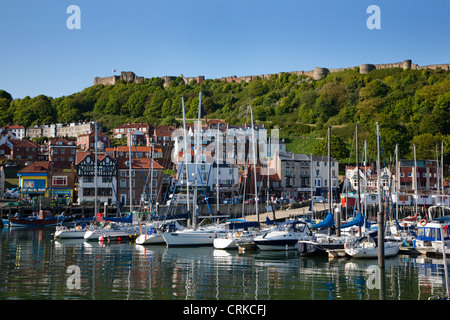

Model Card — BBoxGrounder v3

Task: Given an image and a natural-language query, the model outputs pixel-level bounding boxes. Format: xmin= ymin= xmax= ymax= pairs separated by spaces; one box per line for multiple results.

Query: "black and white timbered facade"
xmin=77 ymin=154 xmax=118 ymax=205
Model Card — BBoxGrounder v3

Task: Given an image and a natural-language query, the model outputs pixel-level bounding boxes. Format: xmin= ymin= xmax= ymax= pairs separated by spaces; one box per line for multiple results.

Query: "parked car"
xmin=245 ymin=198 xmax=266 ymax=204
xmin=223 ymin=198 xmax=239 ymax=204
xmin=4 ymin=189 xmax=19 ymax=199
xmin=312 ymin=196 xmax=326 ymax=203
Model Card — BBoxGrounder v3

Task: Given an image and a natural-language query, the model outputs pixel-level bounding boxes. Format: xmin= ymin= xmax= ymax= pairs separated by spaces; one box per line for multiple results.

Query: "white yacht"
xmin=55 ymin=225 xmax=88 ymax=239
xmin=344 ymin=237 xmax=401 ymax=258
xmin=162 ymin=224 xmax=226 ymax=247
xmin=253 ymin=220 xmax=313 ymax=251
xmin=54 ymin=218 xmax=96 ymax=239
xmin=413 ymin=216 xmax=450 ymax=255
xmin=135 ymin=220 xmax=183 ymax=245
xmin=213 ymin=219 xmax=261 ymax=250
xmin=84 ymin=222 xmax=138 ymax=241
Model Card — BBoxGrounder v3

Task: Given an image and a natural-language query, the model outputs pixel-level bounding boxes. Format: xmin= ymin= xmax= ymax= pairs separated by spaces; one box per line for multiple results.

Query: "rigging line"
xmin=197 ymin=167 xmax=214 ymax=222
xmin=132 ymin=144 xmax=154 ymax=213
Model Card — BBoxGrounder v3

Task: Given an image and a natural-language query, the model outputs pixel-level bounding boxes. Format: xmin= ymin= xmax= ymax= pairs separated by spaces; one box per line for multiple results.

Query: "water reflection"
xmin=0 ymin=227 xmax=449 ymax=300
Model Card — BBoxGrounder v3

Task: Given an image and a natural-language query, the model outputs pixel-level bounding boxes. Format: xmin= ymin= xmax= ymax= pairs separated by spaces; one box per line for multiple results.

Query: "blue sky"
xmin=0 ymin=0 xmax=448 ymax=99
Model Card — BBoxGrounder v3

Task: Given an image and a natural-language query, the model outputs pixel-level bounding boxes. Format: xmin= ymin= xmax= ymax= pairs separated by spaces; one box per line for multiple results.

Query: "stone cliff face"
xmin=94 ymin=59 xmax=450 ymax=86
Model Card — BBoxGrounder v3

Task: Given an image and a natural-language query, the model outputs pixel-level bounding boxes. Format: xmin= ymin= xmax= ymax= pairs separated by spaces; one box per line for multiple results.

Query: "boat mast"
xmin=266 ymin=137 xmax=270 ymax=217
xmin=310 ymin=152 xmax=314 ymax=220
xmin=150 ymin=144 xmax=154 ymax=211
xmin=356 ymin=124 xmax=361 ymax=236
xmin=250 ymin=107 xmax=259 ymax=226
xmin=376 ymin=122 xmax=385 ymax=267
xmin=94 ymin=122 xmax=98 ymax=216
xmin=193 ymin=92 xmax=202 ymax=228
xmin=328 ymin=126 xmax=336 ymax=236
xmin=129 ymin=128 xmax=133 ymax=214
xmin=442 ymin=141 xmax=445 ymax=211
xmin=216 ymin=125 xmax=220 ymax=215
xmin=364 ymin=140 xmax=368 ymax=226
xmin=181 ymin=97 xmax=191 ymax=225
xmin=395 ymin=144 xmax=399 ymax=222
xmin=414 ymin=144 xmax=418 ymax=216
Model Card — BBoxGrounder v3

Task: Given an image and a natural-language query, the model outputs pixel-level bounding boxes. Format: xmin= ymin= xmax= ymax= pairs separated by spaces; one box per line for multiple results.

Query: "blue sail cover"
xmin=310 ymin=213 xmax=335 ymax=229
xmin=103 ymin=213 xmax=133 ymax=223
xmin=338 ymin=213 xmax=364 ymax=229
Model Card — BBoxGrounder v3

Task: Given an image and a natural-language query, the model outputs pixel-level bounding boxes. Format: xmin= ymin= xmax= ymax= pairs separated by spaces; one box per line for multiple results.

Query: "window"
xmin=120 ymin=179 xmax=126 ymax=187
xmin=53 ymin=176 xmax=67 ymax=186
xmin=83 ymin=176 xmax=94 ymax=183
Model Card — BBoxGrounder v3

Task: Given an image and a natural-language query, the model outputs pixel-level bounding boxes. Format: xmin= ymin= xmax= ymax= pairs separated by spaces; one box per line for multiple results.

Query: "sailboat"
xmin=344 ymin=236 xmax=401 ymax=258
xmin=163 ymin=93 xmax=227 ymax=247
xmin=298 ymin=126 xmax=348 ymax=256
xmin=135 ymin=219 xmax=184 ymax=245
xmin=297 ymin=213 xmax=348 ymax=256
xmin=54 ymin=217 xmax=96 ymax=239
xmin=344 ymin=123 xmax=401 ymax=259
xmin=55 ymin=122 xmax=102 ymax=239
xmin=83 ymin=212 xmax=138 ymax=241
xmin=213 ymin=107 xmax=265 ymax=250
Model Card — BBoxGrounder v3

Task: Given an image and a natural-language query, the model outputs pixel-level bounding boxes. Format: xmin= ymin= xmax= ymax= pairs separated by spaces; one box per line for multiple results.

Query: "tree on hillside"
xmin=312 ymin=135 xmax=350 ymax=160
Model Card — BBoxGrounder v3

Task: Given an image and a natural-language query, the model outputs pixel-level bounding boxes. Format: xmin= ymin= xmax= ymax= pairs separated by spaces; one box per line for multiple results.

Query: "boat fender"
xmin=419 ymin=219 xmax=427 ymax=226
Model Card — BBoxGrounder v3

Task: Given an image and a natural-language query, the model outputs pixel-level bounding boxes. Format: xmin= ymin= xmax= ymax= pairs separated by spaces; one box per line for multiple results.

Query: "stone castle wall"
xmin=94 ymin=59 xmax=450 ymax=87
xmin=94 ymin=71 xmax=144 ymax=86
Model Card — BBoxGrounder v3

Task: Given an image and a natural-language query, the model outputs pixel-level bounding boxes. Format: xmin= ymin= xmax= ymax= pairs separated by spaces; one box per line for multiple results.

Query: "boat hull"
xmin=135 ymin=233 xmax=165 ymax=245
xmin=213 ymin=238 xmax=237 ymax=249
xmin=254 ymin=239 xmax=300 ymax=251
xmin=54 ymin=228 xmax=86 ymax=239
xmin=163 ymin=231 xmax=217 ymax=247
xmin=9 ymin=217 xmax=73 ymax=228
xmin=297 ymin=240 xmax=345 ymax=256
xmin=345 ymin=243 xmax=400 ymax=258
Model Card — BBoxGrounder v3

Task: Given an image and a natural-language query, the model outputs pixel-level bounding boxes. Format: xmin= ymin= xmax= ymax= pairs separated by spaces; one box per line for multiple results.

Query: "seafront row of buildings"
xmin=0 ymin=120 xmax=448 ymax=209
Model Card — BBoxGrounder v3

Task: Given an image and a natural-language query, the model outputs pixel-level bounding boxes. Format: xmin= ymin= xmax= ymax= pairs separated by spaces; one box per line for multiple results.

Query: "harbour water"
xmin=1 ymin=227 xmax=449 ymax=301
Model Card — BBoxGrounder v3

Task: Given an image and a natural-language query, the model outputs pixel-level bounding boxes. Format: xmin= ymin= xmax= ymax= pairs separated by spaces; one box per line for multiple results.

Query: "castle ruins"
xmin=93 ymin=59 xmax=450 ymax=87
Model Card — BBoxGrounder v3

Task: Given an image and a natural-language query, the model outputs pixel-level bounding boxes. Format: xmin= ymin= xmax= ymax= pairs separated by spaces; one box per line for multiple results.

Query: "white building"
xmin=311 ymin=155 xmax=339 ymax=198
xmin=1 ymin=125 xmax=26 ymax=140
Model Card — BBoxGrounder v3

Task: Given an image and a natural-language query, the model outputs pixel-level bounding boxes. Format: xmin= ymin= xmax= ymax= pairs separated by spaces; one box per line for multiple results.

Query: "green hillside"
xmin=1 ymin=66 xmax=449 ymax=165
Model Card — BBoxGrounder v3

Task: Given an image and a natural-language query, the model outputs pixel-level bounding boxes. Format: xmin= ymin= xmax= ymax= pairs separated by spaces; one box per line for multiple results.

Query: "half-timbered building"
xmin=76 ymin=152 xmax=118 ymax=205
